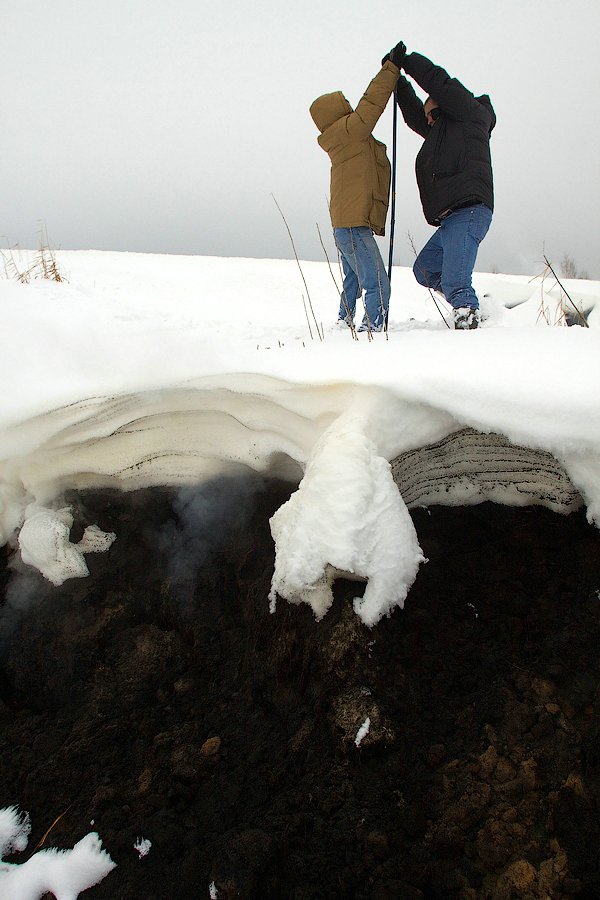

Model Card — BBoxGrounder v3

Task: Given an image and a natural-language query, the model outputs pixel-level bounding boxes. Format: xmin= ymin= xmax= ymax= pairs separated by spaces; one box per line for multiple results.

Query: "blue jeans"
xmin=413 ymin=204 xmax=492 ymax=309
xmin=334 ymin=226 xmax=390 ymax=329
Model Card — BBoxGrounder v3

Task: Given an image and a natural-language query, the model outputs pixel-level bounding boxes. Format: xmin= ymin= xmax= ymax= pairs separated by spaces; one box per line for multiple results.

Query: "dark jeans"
xmin=413 ymin=204 xmax=492 ymax=309
xmin=334 ymin=226 xmax=390 ymax=329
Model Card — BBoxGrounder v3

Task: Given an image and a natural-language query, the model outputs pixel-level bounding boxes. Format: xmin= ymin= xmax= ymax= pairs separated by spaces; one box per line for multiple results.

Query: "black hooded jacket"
xmin=396 ymin=52 xmax=496 ymax=225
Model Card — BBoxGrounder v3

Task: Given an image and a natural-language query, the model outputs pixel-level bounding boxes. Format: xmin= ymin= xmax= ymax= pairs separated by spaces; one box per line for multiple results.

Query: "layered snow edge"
xmin=0 ymin=379 xmax=597 ymax=626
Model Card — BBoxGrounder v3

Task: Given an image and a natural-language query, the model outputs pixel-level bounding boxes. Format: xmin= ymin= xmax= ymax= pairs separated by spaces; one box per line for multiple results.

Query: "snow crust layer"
xmin=391 ymin=428 xmax=583 ymax=514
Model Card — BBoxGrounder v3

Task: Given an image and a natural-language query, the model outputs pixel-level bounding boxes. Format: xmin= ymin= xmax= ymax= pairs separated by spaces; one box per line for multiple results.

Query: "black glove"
xmin=383 ymin=41 xmax=407 ymax=69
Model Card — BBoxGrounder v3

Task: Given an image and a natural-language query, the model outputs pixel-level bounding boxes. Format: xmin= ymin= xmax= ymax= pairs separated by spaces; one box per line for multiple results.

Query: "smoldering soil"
xmin=1 ymin=476 xmax=600 ymax=899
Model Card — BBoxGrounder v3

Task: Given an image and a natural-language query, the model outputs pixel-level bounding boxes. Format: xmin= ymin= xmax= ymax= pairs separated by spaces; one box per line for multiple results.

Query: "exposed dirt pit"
xmin=1 ymin=477 xmax=600 ymax=899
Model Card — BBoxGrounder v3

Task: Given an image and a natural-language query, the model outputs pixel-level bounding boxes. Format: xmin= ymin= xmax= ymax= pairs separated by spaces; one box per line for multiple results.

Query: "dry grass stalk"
xmin=32 ymin=804 xmax=73 ymax=851
xmin=271 ymin=195 xmax=323 ymax=341
xmin=301 ymin=294 xmax=313 ymax=341
xmin=317 ymin=223 xmax=357 ymax=340
xmin=1 ymin=245 xmax=35 ymax=282
xmin=408 ymin=232 xmax=451 ymax=328
xmin=535 ymin=263 xmax=566 ymax=327
xmin=376 ymin=264 xmax=389 ymax=341
xmin=543 ymin=254 xmax=588 ymax=327
xmin=1 ymin=225 xmax=66 ymax=284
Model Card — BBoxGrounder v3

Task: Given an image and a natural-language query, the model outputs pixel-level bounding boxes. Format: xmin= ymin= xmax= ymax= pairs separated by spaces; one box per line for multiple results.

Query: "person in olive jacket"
xmin=392 ymin=44 xmax=496 ymax=329
xmin=310 ymin=44 xmax=404 ymax=332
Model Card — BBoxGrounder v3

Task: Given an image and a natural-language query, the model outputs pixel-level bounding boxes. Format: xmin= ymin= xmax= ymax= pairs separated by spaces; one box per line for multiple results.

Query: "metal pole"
xmin=387 ymin=98 xmax=398 ymax=283
xmin=385 ymin=98 xmax=397 ymax=329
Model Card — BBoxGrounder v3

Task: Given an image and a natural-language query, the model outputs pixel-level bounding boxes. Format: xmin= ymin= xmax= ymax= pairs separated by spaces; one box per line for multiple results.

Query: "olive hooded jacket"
xmin=310 ymin=61 xmax=399 ymax=236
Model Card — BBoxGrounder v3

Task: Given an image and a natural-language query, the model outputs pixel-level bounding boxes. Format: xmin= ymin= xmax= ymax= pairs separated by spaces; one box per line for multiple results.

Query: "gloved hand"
xmin=382 ymin=41 xmax=407 ymax=69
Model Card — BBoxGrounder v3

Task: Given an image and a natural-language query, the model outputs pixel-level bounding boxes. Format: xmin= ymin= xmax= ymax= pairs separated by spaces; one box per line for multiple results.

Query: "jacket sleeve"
xmin=395 ymin=74 xmax=429 ymax=138
xmin=402 ymin=52 xmax=480 ymax=121
xmin=345 ymin=61 xmax=399 ymax=140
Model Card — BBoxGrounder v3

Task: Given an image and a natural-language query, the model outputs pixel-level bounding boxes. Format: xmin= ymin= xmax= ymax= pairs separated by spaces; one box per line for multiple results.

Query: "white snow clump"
xmin=133 ymin=837 xmax=152 ymax=858
xmin=18 ymin=505 xmax=116 ymax=585
xmin=269 ymin=411 xmax=426 ymax=626
xmin=0 ymin=805 xmax=115 ymax=900
xmin=355 ymin=717 xmax=371 ymax=747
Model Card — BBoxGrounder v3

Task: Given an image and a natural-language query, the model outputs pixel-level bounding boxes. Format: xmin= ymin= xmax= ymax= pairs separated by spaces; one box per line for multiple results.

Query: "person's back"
xmin=310 ymin=51 xmax=403 ymax=333
xmin=310 ymin=61 xmax=399 ymax=237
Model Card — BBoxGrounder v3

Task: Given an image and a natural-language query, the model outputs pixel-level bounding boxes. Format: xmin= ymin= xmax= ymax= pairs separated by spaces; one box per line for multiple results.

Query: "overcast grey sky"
xmin=3 ymin=0 xmax=599 ymax=276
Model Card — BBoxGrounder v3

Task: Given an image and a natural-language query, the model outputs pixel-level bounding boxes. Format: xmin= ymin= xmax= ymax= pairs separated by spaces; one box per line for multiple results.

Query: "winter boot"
xmin=453 ymin=306 xmax=480 ymax=330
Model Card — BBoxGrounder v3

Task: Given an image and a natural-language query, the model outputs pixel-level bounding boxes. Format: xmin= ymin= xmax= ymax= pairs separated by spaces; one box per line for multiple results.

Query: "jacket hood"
xmin=310 ymin=91 xmax=353 ymax=133
xmin=475 ymin=94 xmax=496 ymax=134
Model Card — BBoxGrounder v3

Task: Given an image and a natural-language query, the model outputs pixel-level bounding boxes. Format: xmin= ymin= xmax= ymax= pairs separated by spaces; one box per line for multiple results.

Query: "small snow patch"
xmin=0 ymin=806 xmax=30 ymax=857
xmin=134 ymin=837 xmax=151 ymax=858
xmin=355 ymin=717 xmax=371 ymax=747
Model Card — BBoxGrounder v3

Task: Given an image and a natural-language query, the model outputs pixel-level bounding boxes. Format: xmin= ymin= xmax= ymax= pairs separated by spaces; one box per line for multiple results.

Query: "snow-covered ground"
xmin=0 ymin=247 xmax=599 ymax=895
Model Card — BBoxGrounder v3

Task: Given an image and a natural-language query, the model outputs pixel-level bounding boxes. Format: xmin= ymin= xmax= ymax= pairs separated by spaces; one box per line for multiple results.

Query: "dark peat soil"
xmin=1 ymin=477 xmax=600 ymax=899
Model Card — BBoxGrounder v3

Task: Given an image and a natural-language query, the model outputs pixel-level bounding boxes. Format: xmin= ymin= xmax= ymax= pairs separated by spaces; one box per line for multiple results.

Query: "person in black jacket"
xmin=388 ymin=44 xmax=496 ymax=329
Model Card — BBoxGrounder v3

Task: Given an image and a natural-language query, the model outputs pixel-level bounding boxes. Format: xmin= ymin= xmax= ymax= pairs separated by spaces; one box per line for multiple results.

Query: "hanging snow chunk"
xmin=18 ymin=505 xmax=116 ymax=585
xmin=269 ymin=414 xmax=425 ymax=627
